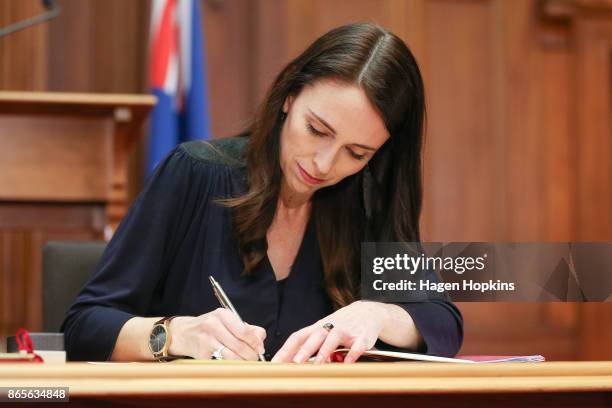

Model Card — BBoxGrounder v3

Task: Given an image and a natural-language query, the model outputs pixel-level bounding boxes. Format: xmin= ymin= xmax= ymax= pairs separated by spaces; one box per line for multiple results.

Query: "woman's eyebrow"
xmin=351 ymin=143 xmax=376 ymax=151
xmin=308 ymin=109 xmax=337 ymax=134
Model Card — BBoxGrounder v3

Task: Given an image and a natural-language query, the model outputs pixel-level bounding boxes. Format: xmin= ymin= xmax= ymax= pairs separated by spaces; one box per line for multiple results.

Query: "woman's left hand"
xmin=271 ymin=300 xmax=388 ymax=364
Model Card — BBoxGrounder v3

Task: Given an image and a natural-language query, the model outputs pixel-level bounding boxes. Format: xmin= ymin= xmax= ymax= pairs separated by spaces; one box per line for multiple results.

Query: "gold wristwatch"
xmin=148 ymin=316 xmax=182 ymax=361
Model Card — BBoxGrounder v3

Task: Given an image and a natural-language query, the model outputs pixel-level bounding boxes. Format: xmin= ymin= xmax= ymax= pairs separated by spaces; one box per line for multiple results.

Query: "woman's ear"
xmin=282 ymin=95 xmax=294 ymax=113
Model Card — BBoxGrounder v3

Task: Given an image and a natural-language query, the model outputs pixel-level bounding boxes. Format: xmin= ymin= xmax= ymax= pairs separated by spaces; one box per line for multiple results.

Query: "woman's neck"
xmin=279 ymin=179 xmax=312 ymax=209
xmin=277 ymin=182 xmax=312 ymax=221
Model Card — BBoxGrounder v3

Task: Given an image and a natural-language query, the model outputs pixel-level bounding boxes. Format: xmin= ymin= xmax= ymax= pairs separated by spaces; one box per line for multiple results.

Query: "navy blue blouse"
xmin=62 ymin=138 xmax=463 ymax=361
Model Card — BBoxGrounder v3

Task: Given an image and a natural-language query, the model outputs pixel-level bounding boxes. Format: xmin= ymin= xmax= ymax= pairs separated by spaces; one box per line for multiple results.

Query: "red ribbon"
xmin=15 ymin=328 xmax=44 ymax=363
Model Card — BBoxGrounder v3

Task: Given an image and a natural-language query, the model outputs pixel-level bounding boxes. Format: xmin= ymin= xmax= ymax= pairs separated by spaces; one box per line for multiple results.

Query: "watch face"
xmin=149 ymin=325 xmax=167 ymax=353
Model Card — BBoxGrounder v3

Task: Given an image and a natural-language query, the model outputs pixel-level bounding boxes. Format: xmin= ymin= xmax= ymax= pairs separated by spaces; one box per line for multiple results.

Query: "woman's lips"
xmin=297 ymin=163 xmax=326 ymax=185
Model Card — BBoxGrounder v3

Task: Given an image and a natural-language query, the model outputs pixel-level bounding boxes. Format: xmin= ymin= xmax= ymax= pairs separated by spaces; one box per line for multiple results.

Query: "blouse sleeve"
xmin=61 ymin=146 xmax=216 ymax=361
xmin=375 ymin=300 xmax=464 ymax=357
xmin=374 ymin=266 xmax=464 ymax=357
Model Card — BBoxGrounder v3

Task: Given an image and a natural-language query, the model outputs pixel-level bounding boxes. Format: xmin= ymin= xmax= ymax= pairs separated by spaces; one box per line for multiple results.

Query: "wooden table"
xmin=0 ymin=361 xmax=611 ymax=407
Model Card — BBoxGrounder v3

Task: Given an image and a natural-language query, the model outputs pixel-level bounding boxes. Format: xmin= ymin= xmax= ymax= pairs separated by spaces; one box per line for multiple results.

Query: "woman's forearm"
xmin=374 ymin=302 xmax=423 ymax=350
xmin=110 ymin=316 xmax=159 ymax=361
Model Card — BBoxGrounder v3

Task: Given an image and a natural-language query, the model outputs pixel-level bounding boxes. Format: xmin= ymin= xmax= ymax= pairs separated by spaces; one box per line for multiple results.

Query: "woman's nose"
xmin=313 ymin=147 xmax=337 ymax=176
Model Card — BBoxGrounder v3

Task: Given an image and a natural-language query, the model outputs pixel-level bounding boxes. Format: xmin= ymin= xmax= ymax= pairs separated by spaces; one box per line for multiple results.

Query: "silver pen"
xmin=209 ymin=276 xmax=266 ymax=361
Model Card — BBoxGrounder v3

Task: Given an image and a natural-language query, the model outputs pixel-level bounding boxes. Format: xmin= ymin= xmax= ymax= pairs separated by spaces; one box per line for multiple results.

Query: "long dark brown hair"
xmin=225 ymin=22 xmax=425 ymax=309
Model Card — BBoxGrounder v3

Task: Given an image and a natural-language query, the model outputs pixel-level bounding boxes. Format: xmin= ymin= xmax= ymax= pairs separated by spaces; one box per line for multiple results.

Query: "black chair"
xmin=42 ymin=241 xmax=106 ymax=332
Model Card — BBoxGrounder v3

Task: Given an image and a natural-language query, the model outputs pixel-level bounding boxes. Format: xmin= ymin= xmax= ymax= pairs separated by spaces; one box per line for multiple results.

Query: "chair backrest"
xmin=42 ymin=241 xmax=106 ymax=332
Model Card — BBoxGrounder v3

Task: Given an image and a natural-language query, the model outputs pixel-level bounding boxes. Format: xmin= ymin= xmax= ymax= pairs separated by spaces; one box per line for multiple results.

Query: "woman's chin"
xmin=289 ymin=177 xmax=317 ymax=195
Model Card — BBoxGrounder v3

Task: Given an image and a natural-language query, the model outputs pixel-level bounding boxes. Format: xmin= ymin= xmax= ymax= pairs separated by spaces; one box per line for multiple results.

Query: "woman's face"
xmin=279 ymin=79 xmax=390 ymax=198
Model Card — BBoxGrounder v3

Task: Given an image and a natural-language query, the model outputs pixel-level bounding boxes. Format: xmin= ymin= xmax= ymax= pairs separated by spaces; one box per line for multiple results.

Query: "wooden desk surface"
xmin=1 ymin=361 xmax=611 ymax=394
xmin=1 ymin=361 xmax=611 ymax=407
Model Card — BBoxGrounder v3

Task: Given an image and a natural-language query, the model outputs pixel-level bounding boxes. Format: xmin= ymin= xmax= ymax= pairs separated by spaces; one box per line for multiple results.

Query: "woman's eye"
xmin=347 ymin=148 xmax=366 ymax=161
xmin=306 ymin=123 xmax=326 ymax=137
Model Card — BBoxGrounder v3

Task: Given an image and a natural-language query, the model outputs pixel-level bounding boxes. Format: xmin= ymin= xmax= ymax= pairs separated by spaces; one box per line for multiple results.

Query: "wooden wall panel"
xmin=422 ymin=0 xmax=499 ymax=242
xmin=541 ymin=46 xmax=574 ymax=240
xmin=47 ymin=0 xmax=150 ymax=203
xmin=0 ymin=116 xmax=109 ymax=201
xmin=572 ymin=15 xmax=612 ymax=361
xmin=0 ymin=204 xmax=105 ymax=349
xmin=575 ymin=17 xmax=612 ymax=241
xmin=0 ymin=0 xmax=48 ymax=90
xmin=251 ymin=0 xmax=289 ymax=106
xmin=202 ymin=0 xmax=254 ymax=137
xmin=0 ymin=0 xmax=151 ymax=344
xmin=501 ymin=0 xmax=544 ymax=241
xmin=307 ymin=0 xmax=390 ymax=35
xmin=46 ymin=0 xmax=95 ymax=92
xmin=46 ymin=0 xmax=149 ymax=94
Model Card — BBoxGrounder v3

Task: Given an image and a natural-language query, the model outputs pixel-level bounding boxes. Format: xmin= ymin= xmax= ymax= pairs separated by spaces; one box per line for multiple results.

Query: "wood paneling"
xmin=501 ymin=0 xmax=543 ymax=241
xmin=251 ymin=0 xmax=289 ymax=105
xmin=423 ymin=0 xmax=499 ymax=241
xmin=46 ymin=0 xmax=149 ymax=94
xmin=418 ymin=0 xmax=612 ymax=361
xmin=47 ymin=0 xmax=151 ymax=203
xmin=202 ymin=0 xmax=254 ymax=137
xmin=541 ymin=45 xmax=574 ymax=240
xmin=0 ymin=0 xmax=48 ymax=90
xmin=0 ymin=92 xmax=152 ymax=347
xmin=0 ymin=204 xmax=105 ymax=338
xmin=575 ymin=17 xmax=612 ymax=240
xmin=0 ymin=116 xmax=109 ymax=201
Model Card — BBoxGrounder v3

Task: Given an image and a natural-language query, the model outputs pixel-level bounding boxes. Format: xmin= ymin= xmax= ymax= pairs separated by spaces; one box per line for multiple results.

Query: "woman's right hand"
xmin=167 ymin=309 xmax=266 ymax=360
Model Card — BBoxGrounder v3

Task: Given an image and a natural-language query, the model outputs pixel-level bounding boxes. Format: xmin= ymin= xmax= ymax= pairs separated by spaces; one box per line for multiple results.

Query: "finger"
xmin=193 ymin=335 xmax=240 ymax=360
xmin=216 ymin=309 xmax=265 ymax=355
xmin=246 ymin=324 xmax=267 ymax=343
xmin=314 ymin=329 xmax=345 ymax=364
xmin=343 ymin=337 xmax=367 ymax=364
xmin=271 ymin=328 xmax=312 ymax=363
xmin=212 ymin=321 xmax=260 ymax=361
xmin=292 ymin=328 xmax=329 ymax=363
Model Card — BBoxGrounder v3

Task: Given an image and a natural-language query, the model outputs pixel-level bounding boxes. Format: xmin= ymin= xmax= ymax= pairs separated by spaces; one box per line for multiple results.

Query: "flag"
xmin=147 ymin=0 xmax=211 ymax=175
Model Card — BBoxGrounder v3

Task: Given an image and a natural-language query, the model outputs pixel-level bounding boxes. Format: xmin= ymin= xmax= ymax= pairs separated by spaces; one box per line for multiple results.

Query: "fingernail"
xmin=259 ymin=347 xmax=265 ymax=355
xmin=293 ymin=352 xmax=304 ymax=363
xmin=314 ymin=355 xmax=324 ymax=364
xmin=344 ymin=356 xmax=353 ymax=364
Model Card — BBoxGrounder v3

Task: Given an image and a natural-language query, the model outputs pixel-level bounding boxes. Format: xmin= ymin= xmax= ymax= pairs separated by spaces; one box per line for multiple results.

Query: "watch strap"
xmin=154 ymin=316 xmax=177 ymax=326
